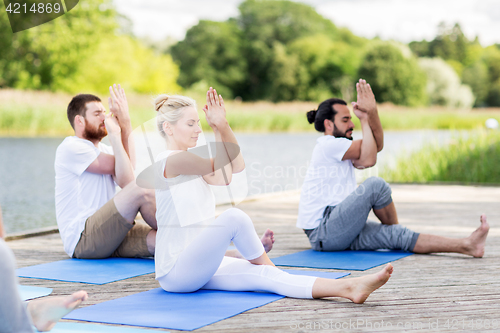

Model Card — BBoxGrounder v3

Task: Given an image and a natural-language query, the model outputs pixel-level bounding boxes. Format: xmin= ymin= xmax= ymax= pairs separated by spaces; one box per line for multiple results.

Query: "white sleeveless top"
xmin=154 ymin=150 xmax=216 ymax=279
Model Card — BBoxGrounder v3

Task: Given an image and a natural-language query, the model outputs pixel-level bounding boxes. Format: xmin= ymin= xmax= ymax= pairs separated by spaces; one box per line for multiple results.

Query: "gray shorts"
xmin=304 ymin=177 xmax=419 ymax=252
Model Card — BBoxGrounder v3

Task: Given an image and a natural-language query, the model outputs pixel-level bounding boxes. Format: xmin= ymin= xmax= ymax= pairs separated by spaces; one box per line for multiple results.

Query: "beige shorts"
xmin=73 ymin=199 xmax=152 ymax=259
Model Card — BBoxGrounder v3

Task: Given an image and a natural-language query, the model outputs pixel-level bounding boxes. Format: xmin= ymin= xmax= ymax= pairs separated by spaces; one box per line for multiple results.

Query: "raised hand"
xmin=104 ymin=113 xmax=121 ymax=137
xmin=108 ymin=84 xmax=130 ymax=127
xmin=203 ymin=87 xmax=227 ymax=130
xmin=352 ymin=79 xmax=377 ymax=120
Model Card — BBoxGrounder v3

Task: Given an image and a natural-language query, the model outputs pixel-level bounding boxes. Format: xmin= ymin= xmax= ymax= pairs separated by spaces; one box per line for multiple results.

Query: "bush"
xmin=419 ymin=57 xmax=474 ymax=109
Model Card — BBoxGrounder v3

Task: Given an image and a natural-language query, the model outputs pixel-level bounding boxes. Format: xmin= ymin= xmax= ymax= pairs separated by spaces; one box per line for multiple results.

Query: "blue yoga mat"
xmin=65 ymin=288 xmax=283 ymax=331
xmin=65 ymin=269 xmax=347 ymax=331
xmin=18 ymin=285 xmax=52 ymax=300
xmin=272 ymin=249 xmax=413 ymax=271
xmin=17 ymin=258 xmax=155 ymax=285
xmin=35 ymin=322 xmax=167 ymax=333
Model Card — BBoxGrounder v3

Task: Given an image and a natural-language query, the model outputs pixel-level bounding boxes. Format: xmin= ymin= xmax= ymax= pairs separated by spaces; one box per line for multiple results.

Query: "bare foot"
xmin=261 ymin=229 xmax=275 ymax=253
xmin=28 ymin=290 xmax=88 ymax=331
xmin=465 ymin=214 xmax=489 ymax=258
xmin=225 ymin=230 xmax=275 ymax=259
xmin=349 ymin=264 xmax=393 ymax=304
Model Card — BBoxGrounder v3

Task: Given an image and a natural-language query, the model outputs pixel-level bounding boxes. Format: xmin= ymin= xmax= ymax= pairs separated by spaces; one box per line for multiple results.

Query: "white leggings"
xmin=158 ymin=208 xmax=317 ymax=299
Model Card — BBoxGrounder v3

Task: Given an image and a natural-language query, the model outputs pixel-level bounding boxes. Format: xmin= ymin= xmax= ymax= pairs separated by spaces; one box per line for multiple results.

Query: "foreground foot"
xmin=464 ymin=214 xmax=489 ymax=258
xmin=261 ymin=229 xmax=275 ymax=253
xmin=349 ymin=264 xmax=393 ymax=304
xmin=28 ymin=290 xmax=88 ymax=331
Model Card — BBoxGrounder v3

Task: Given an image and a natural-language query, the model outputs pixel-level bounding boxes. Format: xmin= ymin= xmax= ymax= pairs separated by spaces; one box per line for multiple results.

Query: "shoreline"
xmin=6 ymin=182 xmax=499 ymax=240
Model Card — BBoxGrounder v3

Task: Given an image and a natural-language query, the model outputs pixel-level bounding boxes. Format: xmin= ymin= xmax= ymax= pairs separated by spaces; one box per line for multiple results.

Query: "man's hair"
xmin=67 ymin=94 xmax=101 ymax=129
xmin=306 ymin=98 xmax=347 ymax=132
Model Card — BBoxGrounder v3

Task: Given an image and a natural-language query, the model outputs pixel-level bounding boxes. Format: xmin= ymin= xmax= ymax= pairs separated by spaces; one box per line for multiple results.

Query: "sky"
xmin=114 ymin=0 xmax=500 ymax=46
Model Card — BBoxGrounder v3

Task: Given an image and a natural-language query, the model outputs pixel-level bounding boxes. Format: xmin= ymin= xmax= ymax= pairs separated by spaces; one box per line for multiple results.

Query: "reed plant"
xmin=381 ymin=130 xmax=500 ymax=184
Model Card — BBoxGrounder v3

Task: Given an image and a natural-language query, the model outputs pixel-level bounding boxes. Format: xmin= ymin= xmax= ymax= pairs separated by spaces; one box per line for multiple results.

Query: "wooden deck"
xmin=7 ymin=184 xmax=500 ymax=332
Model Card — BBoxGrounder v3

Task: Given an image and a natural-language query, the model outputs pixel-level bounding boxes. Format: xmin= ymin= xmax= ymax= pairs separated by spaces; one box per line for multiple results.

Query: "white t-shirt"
xmin=297 ymin=135 xmax=356 ymax=229
xmin=54 ymin=136 xmax=116 ymax=257
xmin=154 ymin=150 xmax=215 ymax=279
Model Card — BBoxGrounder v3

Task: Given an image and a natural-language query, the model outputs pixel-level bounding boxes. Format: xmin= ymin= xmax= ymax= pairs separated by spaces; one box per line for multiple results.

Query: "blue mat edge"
xmin=16 ymin=258 xmax=155 ymax=285
xmin=284 ymin=270 xmax=351 ymax=278
xmin=17 ymin=275 xmax=106 ymax=285
xmin=18 ymin=285 xmax=53 ymax=300
xmin=35 ymin=321 xmax=169 ymax=333
xmin=272 ymin=250 xmax=414 ymax=271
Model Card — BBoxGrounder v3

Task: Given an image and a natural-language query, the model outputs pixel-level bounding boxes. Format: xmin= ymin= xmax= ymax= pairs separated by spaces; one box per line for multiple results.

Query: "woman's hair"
xmin=306 ymin=98 xmax=347 ymax=132
xmin=154 ymin=94 xmax=197 ymax=137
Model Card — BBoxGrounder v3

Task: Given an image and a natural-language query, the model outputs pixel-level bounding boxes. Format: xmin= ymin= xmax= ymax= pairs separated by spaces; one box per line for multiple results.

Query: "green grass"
xmin=1 ymin=89 xmax=500 ymax=136
xmin=0 ymin=104 xmax=72 ymax=137
xmin=381 ymin=130 xmax=500 ymax=184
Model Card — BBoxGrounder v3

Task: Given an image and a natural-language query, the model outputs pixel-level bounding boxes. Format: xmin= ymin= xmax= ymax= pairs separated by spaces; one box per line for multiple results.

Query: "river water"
xmin=0 ymin=130 xmax=462 ymax=234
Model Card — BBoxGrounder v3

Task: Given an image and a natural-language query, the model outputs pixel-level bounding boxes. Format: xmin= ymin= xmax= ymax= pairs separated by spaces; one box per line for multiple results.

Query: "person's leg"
xmin=158 ymin=208 xmax=272 ymax=293
xmin=0 ymin=239 xmax=34 ymax=333
xmin=374 ymin=201 xmax=398 ymax=225
xmin=313 ymin=177 xmax=394 ymax=251
xmin=310 ymin=264 xmax=393 ymax=302
xmin=111 ymin=221 xmax=154 ymax=257
xmin=113 ymin=182 xmax=157 ymax=230
xmin=202 ymin=256 xmax=393 ymax=302
xmin=350 ymin=214 xmax=489 ymax=257
xmin=349 ymin=220 xmax=419 ymax=252
xmin=225 ymin=228 xmax=275 ymax=259
xmin=412 ymin=214 xmax=489 ymax=257
xmin=73 ymin=183 xmax=157 ymax=258
xmin=73 ymin=199 xmax=135 ymax=259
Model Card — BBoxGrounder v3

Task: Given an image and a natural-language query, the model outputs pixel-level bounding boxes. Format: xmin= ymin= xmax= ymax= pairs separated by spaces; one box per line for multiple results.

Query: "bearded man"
xmin=297 ymin=79 xmax=489 ymax=257
xmin=55 ymin=85 xmax=157 ymax=259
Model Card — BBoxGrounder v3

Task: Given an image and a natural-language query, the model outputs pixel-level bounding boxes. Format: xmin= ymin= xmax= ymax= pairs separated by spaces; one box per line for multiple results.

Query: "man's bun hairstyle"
xmin=306 ymin=110 xmax=317 ymax=124
xmin=306 ymin=98 xmax=347 ymax=132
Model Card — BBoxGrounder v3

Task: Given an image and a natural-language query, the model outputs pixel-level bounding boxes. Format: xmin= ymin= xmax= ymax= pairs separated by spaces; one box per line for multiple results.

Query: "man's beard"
xmin=83 ymin=120 xmax=107 ymax=141
xmin=333 ymin=124 xmax=353 ymax=141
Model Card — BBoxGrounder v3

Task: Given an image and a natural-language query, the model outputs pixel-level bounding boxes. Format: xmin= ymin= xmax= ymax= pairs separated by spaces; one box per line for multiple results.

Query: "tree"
xmin=409 ymin=40 xmax=430 ymax=58
xmin=429 ymin=23 xmax=469 ymax=65
xmin=237 ymin=0 xmax=342 ymax=100
xmin=267 ymin=42 xmax=306 ymax=101
xmin=170 ymin=20 xmax=246 ymax=98
xmin=409 ymin=23 xmax=483 ymax=73
xmin=288 ymin=34 xmax=363 ymax=101
xmin=3 ymin=0 xmax=118 ymax=90
xmin=169 ymin=0 xmax=363 ymax=101
xmin=67 ymin=35 xmax=180 ymax=95
xmin=358 ymin=42 xmax=427 ymax=106
xmin=462 ymin=61 xmax=489 ymax=106
xmin=482 ymin=46 xmax=500 ymax=106
xmin=0 ymin=0 xmax=180 ymax=95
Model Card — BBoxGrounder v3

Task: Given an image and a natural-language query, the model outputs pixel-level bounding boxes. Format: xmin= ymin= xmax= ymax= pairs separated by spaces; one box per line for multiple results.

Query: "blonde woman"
xmin=153 ymin=87 xmax=393 ymax=302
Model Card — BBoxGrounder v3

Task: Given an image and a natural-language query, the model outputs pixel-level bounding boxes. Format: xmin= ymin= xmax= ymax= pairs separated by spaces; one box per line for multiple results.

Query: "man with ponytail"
xmin=55 ymin=84 xmax=157 ymax=259
xmin=298 ymin=79 xmax=489 ymax=257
